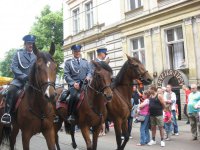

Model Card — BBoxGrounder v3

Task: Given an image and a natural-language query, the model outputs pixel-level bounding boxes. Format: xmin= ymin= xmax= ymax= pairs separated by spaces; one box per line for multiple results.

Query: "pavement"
xmin=0 ymin=120 xmax=199 ymax=150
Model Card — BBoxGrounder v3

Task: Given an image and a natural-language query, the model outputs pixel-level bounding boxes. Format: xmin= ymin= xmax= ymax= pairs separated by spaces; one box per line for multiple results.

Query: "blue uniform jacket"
xmin=10 ymin=49 xmax=36 ymax=87
xmin=64 ymin=58 xmax=92 ymax=86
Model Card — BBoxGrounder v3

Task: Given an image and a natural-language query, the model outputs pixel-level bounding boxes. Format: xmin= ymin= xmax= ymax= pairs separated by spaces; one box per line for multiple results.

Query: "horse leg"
xmin=10 ymin=124 xmax=19 ymax=150
xmin=113 ymin=120 xmax=122 ymax=150
xmin=22 ymin=130 xmax=33 ymax=150
xmin=42 ymin=126 xmax=56 ymax=150
xmin=54 ymin=123 xmax=61 ymax=150
xmin=70 ymin=124 xmax=77 ymax=149
xmin=80 ymin=126 xmax=92 ymax=150
xmin=120 ymin=119 xmax=129 ymax=150
xmin=92 ymin=125 xmax=102 ymax=150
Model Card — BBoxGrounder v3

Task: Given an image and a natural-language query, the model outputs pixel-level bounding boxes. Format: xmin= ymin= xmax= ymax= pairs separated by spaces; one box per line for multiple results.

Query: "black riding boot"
xmin=1 ymin=85 xmax=18 ymax=125
xmin=67 ymin=99 xmax=77 ymax=124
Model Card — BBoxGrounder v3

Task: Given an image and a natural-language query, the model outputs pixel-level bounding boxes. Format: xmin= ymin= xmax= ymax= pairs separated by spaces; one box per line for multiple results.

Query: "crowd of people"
xmin=126 ymin=83 xmax=200 ymax=147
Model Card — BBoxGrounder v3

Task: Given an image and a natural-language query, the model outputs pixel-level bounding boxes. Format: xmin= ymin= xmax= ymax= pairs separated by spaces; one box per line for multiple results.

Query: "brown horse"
xmin=106 ymin=55 xmax=153 ymax=150
xmin=0 ymin=43 xmax=57 ymax=150
xmin=54 ymin=60 xmax=113 ymax=150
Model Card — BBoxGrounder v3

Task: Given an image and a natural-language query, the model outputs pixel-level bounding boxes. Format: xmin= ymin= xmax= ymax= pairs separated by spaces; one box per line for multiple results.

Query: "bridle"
xmin=27 ymin=60 xmax=56 ymax=95
xmin=117 ymin=62 xmax=149 ymax=86
xmin=88 ymin=72 xmax=111 ymax=95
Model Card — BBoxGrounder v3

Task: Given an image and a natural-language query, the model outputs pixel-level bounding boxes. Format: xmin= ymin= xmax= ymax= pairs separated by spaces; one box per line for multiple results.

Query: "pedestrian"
xmin=182 ymin=85 xmax=191 ymax=124
xmin=163 ymin=84 xmax=179 ymax=135
xmin=148 ymin=85 xmax=166 ymax=147
xmin=136 ymin=90 xmax=150 ymax=146
xmin=63 ymin=44 xmax=92 ymax=124
xmin=187 ymin=84 xmax=200 ymax=140
xmin=163 ymin=105 xmax=172 ymax=141
xmin=128 ymin=85 xmax=142 ymax=139
xmin=1 ymin=34 xmax=36 ymax=125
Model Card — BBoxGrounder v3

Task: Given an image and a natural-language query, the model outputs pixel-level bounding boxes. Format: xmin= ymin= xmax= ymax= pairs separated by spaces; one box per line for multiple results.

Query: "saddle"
xmin=56 ymin=88 xmax=85 ymax=111
xmin=0 ymin=89 xmax=25 ymax=112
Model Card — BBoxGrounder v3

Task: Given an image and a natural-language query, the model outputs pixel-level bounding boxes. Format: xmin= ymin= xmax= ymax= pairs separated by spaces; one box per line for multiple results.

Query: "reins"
xmin=25 ymin=61 xmax=56 ymax=132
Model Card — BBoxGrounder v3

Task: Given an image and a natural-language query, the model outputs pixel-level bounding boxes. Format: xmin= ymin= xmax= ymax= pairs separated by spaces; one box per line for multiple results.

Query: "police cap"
xmin=71 ymin=44 xmax=82 ymax=51
xmin=97 ymin=48 xmax=107 ymax=55
xmin=22 ymin=34 xmax=36 ymax=43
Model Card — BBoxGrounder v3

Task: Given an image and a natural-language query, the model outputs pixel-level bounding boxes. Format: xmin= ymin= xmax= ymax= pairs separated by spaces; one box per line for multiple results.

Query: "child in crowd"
xmin=136 ymin=90 xmax=151 ymax=146
xmin=163 ymin=106 xmax=172 ymax=141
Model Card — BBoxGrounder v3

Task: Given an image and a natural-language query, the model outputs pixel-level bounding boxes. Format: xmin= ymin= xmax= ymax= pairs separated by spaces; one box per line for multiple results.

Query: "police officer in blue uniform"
xmin=64 ymin=44 xmax=92 ymax=123
xmin=1 ymin=34 xmax=37 ymax=124
xmin=95 ymin=48 xmax=107 ymax=62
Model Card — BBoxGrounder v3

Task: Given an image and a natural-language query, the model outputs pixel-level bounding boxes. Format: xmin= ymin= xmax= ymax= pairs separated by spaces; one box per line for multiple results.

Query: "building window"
xmin=129 ymin=0 xmax=142 ymax=10
xmin=72 ymin=8 xmax=80 ymax=34
xmin=166 ymin=26 xmax=185 ymax=69
xmin=87 ymin=51 xmax=96 ymax=61
xmin=85 ymin=2 xmax=93 ymax=29
xmin=131 ymin=37 xmax=145 ymax=65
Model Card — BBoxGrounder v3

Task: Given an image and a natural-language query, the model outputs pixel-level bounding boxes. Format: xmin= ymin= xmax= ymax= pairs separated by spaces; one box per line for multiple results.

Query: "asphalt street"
xmin=0 ymin=120 xmax=199 ymax=150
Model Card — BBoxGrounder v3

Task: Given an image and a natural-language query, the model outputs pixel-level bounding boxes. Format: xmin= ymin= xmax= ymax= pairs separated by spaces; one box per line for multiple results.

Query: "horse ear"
xmin=126 ymin=54 xmax=138 ymax=66
xmin=104 ymin=57 xmax=110 ymax=64
xmin=49 ymin=42 xmax=55 ymax=56
xmin=33 ymin=43 xmax=39 ymax=57
xmin=126 ymin=54 xmax=132 ymax=61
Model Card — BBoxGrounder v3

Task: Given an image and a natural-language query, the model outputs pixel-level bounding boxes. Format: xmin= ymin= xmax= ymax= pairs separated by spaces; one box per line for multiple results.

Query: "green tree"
xmin=0 ymin=49 xmax=16 ymax=77
xmin=30 ymin=5 xmax=64 ymax=75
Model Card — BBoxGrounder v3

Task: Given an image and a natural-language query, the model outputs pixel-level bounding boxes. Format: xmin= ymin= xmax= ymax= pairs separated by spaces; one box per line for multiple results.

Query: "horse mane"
xmin=97 ymin=61 xmax=113 ymax=75
xmin=113 ymin=61 xmax=128 ymax=87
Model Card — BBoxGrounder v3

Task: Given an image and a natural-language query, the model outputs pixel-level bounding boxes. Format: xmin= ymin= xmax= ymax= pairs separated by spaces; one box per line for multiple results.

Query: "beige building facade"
xmin=63 ymin=0 xmax=200 ymax=119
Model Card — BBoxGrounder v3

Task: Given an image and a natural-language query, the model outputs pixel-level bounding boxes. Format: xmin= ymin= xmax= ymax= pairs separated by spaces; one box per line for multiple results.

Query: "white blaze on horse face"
xmin=45 ymin=61 xmax=51 ymax=98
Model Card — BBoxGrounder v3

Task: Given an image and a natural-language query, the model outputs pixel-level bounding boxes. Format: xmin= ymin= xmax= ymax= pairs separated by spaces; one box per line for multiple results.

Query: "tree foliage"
xmin=30 ymin=5 xmax=64 ymax=74
xmin=0 ymin=5 xmax=64 ymax=77
xmin=0 ymin=49 xmax=16 ymax=77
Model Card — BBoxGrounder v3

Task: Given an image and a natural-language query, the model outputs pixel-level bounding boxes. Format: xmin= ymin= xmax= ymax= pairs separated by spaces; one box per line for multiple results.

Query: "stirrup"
xmin=1 ymin=113 xmax=11 ymax=124
xmin=67 ymin=115 xmax=75 ymax=124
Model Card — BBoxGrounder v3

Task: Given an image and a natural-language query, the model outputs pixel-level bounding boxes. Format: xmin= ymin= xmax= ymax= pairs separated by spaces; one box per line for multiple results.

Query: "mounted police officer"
xmin=64 ymin=44 xmax=92 ymax=124
xmin=95 ymin=48 xmax=108 ymax=62
xmin=1 ymin=34 xmax=37 ymax=125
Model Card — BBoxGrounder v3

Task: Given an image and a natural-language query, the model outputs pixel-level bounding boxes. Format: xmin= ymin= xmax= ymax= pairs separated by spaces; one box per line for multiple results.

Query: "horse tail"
xmin=0 ymin=126 xmax=11 ymax=146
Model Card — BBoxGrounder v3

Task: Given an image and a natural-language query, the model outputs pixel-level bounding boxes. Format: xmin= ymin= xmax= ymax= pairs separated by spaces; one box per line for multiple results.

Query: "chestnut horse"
xmin=107 ymin=55 xmax=153 ymax=150
xmin=54 ymin=61 xmax=113 ymax=150
xmin=0 ymin=43 xmax=57 ymax=150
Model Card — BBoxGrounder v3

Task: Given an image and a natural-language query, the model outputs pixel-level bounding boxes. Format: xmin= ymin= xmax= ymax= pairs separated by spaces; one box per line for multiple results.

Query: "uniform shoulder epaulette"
xmin=67 ymin=59 xmax=72 ymax=61
xmin=17 ymin=49 xmax=24 ymax=52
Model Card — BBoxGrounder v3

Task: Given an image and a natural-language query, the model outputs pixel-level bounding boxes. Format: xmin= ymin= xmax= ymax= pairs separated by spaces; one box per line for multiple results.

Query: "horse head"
xmin=30 ymin=42 xmax=57 ymax=102
xmin=126 ymin=54 xmax=153 ymax=85
xmin=91 ymin=60 xmax=113 ymax=101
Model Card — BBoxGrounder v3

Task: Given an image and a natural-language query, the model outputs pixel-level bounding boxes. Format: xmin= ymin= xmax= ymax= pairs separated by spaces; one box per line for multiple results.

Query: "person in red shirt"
xmin=182 ymin=85 xmax=191 ymax=124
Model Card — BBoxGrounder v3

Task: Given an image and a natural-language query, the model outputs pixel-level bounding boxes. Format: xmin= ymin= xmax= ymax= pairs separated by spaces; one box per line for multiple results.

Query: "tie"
xmin=77 ymin=59 xmax=80 ymax=65
xmin=28 ymin=53 xmax=31 ymax=58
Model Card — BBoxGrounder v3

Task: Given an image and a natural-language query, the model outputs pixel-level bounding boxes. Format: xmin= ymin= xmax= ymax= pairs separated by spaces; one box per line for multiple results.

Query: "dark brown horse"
xmin=0 ymin=43 xmax=57 ymax=150
xmin=54 ymin=60 xmax=113 ymax=150
xmin=107 ymin=55 xmax=153 ymax=150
